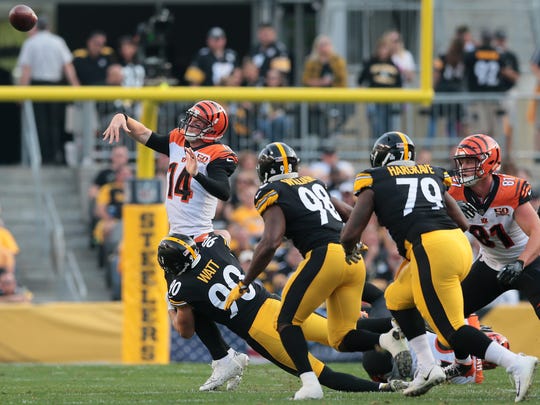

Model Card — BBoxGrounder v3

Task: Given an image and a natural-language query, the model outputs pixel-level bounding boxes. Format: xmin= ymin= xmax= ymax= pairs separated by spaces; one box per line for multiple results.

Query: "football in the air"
xmin=9 ymin=5 xmax=38 ymax=32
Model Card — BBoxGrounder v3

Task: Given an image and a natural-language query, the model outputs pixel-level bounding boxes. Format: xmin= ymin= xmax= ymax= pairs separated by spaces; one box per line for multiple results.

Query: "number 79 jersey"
xmin=167 ymin=235 xmax=271 ymax=336
xmin=254 ymin=176 xmax=342 ymax=256
xmin=353 ymin=163 xmax=458 ymax=258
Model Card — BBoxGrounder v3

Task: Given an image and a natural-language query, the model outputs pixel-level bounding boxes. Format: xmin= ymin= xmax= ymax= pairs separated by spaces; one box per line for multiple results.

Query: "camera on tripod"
xmin=137 ymin=6 xmax=174 ymax=80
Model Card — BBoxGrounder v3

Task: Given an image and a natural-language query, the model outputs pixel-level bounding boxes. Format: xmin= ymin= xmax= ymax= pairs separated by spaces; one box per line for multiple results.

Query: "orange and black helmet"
xmin=178 ymin=100 xmax=229 ymax=143
xmin=453 ymin=134 xmax=501 ymax=186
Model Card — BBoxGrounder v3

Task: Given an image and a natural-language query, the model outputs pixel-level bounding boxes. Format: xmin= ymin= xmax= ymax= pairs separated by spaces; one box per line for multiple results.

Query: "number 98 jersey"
xmin=254 ymin=176 xmax=342 ymax=256
xmin=167 ymin=235 xmax=271 ymax=336
xmin=354 ymin=163 xmax=457 ymax=258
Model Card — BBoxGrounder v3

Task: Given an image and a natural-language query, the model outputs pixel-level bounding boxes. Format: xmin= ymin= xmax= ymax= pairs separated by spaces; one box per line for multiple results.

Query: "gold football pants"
xmin=248 ymin=298 xmax=329 ymax=376
xmin=277 ymin=243 xmax=366 ymax=349
xmin=385 ymin=229 xmax=473 ymax=347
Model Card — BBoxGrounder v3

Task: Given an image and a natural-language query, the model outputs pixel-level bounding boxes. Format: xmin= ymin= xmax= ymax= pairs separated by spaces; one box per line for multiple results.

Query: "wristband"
xmin=122 ymin=113 xmax=129 ymax=124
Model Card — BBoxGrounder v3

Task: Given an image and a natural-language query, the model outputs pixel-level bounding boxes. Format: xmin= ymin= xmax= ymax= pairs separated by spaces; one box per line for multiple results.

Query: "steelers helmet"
xmin=370 ymin=131 xmax=415 ymax=167
xmin=453 ymin=134 xmax=501 ymax=186
xmin=256 ymin=142 xmax=300 ymax=183
xmin=178 ymin=100 xmax=229 ymax=143
xmin=157 ymin=234 xmax=200 ymax=277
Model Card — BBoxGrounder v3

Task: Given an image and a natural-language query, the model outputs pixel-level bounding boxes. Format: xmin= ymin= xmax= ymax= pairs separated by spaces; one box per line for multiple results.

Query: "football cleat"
xmin=293 ymin=383 xmax=324 ymax=400
xmin=507 ymin=353 xmax=537 ymax=402
xmin=403 ymin=364 xmax=446 ymax=397
xmin=199 ymin=352 xmax=249 ymax=391
xmin=226 ymin=352 xmax=249 ymax=391
xmin=378 ymin=327 xmax=413 ymax=379
xmin=443 ymin=360 xmax=474 ymax=381
xmin=380 ymin=379 xmax=410 ymax=392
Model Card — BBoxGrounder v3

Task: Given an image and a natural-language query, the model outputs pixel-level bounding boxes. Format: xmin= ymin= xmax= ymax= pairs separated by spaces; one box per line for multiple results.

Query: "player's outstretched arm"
xmin=103 ymin=113 xmax=152 ymax=145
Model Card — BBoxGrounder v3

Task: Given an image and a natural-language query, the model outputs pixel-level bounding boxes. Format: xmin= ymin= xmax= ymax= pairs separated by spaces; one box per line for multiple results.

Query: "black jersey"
xmin=464 ymin=46 xmax=504 ymax=92
xmin=353 ymin=162 xmax=458 ymax=258
xmin=254 ymin=176 xmax=342 ymax=256
xmin=167 ymin=235 xmax=271 ymax=337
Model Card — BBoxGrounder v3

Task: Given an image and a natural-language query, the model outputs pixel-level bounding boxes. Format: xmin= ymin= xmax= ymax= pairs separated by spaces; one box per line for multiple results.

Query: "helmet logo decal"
xmin=275 ymin=142 xmax=289 ymax=174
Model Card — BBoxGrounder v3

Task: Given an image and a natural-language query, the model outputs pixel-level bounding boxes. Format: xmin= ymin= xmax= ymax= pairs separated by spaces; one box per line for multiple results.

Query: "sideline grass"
xmin=0 ymin=362 xmax=536 ymax=404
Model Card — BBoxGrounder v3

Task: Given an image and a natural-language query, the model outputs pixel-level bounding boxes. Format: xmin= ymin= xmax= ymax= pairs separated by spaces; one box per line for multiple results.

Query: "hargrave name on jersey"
xmin=280 ymin=176 xmax=315 ymax=186
xmin=196 ymin=259 xmax=220 ymax=283
xmin=386 ymin=164 xmax=435 ymax=177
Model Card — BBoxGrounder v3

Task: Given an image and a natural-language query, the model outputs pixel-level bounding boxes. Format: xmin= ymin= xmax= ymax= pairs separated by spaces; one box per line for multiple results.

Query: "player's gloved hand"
xmin=497 ymin=260 xmax=524 ymax=286
xmin=457 ymin=200 xmax=478 ymax=219
xmin=345 ymin=242 xmax=368 ymax=265
xmin=224 ymin=281 xmax=249 ymax=310
xmin=165 ymin=292 xmax=175 ymax=311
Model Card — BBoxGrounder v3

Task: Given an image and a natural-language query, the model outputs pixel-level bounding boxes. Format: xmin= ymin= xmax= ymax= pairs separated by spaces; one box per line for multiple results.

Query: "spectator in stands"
xmin=358 ymin=37 xmax=402 ymax=139
xmin=309 ymin=146 xmax=355 ymax=193
xmin=384 ymin=30 xmax=416 ymax=85
xmin=17 ymin=16 xmax=80 ymax=165
xmin=93 ymin=164 xmax=133 ymax=267
xmin=250 ymin=22 xmax=291 ymax=82
xmin=241 ymin=56 xmax=263 ymax=87
xmin=455 ymin=25 xmax=477 ymax=52
xmin=255 ymin=69 xmax=293 ymax=143
xmin=464 ymin=29 xmax=505 ymax=139
xmin=302 ymin=34 xmax=348 ymax=138
xmin=117 ymin=35 xmax=145 ymax=88
xmin=87 ymin=145 xmax=130 ymax=246
xmin=493 ymin=29 xmax=520 ymax=157
xmin=227 ymin=183 xmax=264 ymax=243
xmin=426 ymin=37 xmax=466 ymax=146
xmin=73 ymin=30 xmax=116 ymax=85
xmin=0 ymin=218 xmax=19 ymax=274
xmin=184 ymin=27 xmax=240 ymax=86
xmin=0 ymin=268 xmax=32 ymax=303
xmin=302 ymin=34 xmax=347 ymax=88
xmin=529 ymin=44 xmax=540 ymax=162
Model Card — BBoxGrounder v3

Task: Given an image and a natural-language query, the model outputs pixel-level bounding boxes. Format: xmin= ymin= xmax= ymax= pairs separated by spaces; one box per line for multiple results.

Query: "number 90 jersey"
xmin=254 ymin=176 xmax=342 ymax=257
xmin=167 ymin=235 xmax=271 ymax=337
xmin=353 ymin=163 xmax=457 ymax=258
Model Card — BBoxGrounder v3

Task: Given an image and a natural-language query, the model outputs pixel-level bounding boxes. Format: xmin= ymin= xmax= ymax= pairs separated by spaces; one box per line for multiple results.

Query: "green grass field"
xmin=0 ymin=362 xmax=536 ymax=404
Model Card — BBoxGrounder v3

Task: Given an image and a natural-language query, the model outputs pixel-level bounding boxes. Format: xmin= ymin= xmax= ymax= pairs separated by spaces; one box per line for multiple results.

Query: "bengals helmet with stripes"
xmin=256 ymin=142 xmax=299 ymax=183
xmin=370 ymin=131 xmax=415 ymax=167
xmin=453 ymin=134 xmax=501 ymax=186
xmin=178 ymin=100 xmax=229 ymax=143
xmin=157 ymin=234 xmax=200 ymax=277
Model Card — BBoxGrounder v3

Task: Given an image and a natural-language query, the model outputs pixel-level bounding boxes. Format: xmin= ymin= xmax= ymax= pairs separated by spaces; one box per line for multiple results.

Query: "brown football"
xmin=9 ymin=5 xmax=38 ymax=32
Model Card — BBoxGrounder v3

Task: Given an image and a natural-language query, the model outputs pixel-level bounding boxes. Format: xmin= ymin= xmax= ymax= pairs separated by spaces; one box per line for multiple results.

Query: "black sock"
xmin=338 ymin=328 xmax=380 ymax=352
xmin=194 ymin=313 xmax=229 ymax=360
xmin=279 ymin=325 xmax=312 ymax=374
xmin=319 ymin=366 xmax=379 ymax=392
xmin=390 ymin=308 xmax=425 ymax=340
xmin=356 ymin=317 xmax=393 ymax=333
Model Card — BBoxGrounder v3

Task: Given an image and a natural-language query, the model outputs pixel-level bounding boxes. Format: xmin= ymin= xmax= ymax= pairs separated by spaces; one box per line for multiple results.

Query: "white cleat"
xmin=226 ymin=352 xmax=249 ymax=391
xmin=379 ymin=327 xmax=413 ymax=379
xmin=293 ymin=383 xmax=324 ymax=400
xmin=403 ymin=364 xmax=446 ymax=397
xmin=507 ymin=353 xmax=537 ymax=402
xmin=199 ymin=351 xmax=249 ymax=391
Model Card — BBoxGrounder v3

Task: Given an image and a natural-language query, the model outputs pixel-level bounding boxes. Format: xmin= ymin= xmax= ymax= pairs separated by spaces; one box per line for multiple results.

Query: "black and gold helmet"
xmin=256 ymin=142 xmax=300 ymax=183
xmin=370 ymin=131 xmax=415 ymax=167
xmin=157 ymin=234 xmax=199 ymax=277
